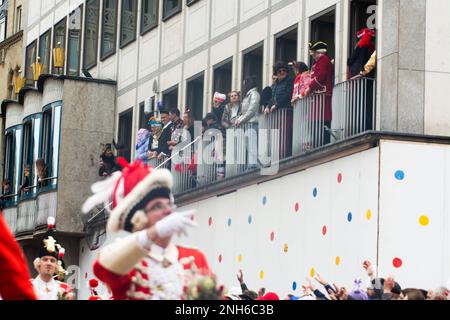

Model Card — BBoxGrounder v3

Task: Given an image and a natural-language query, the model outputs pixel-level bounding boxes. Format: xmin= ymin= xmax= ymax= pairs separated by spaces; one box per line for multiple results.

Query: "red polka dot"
xmin=208 ymin=217 xmax=213 ymax=226
xmin=294 ymin=203 xmax=300 ymax=213
xmin=84 ymin=273 xmax=88 ymax=279
xmin=218 ymin=255 xmax=223 ymax=263
xmin=191 ymin=215 xmax=195 ymax=222
xmin=270 ymin=232 xmax=275 ymax=241
xmin=337 ymin=174 xmax=343 ymax=184
xmin=322 ymin=226 xmax=327 ymax=236
xmin=393 ymin=258 xmax=403 ymax=268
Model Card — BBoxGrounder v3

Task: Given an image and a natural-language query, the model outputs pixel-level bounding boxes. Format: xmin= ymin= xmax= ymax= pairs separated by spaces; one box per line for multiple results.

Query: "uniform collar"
xmin=148 ymin=243 xmax=179 ymax=265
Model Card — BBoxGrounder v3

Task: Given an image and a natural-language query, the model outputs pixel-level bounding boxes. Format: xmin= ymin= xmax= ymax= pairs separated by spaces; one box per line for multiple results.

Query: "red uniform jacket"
xmin=0 ymin=214 xmax=37 ymax=300
xmin=308 ymin=54 xmax=333 ymax=121
xmin=94 ymin=245 xmax=210 ymax=300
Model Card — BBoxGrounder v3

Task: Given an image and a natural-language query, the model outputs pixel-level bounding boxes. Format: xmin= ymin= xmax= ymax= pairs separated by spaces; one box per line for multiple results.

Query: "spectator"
xmin=347 ymin=28 xmax=376 ymax=79
xmin=212 ymin=92 xmax=227 ymax=123
xmin=98 ymin=145 xmax=117 ymax=177
xmin=290 ymin=61 xmax=311 ymax=104
xmin=304 ymin=41 xmax=334 ymax=145
xmin=20 ymin=165 xmax=31 ymax=195
xmin=0 ymin=180 xmax=11 ymax=209
xmin=36 ymin=159 xmax=49 ymax=188
xmin=156 ymin=110 xmax=174 ymax=161
xmin=236 ymin=76 xmax=260 ymax=168
xmin=183 ymin=109 xmax=196 ymax=140
xmin=203 ymin=112 xmax=225 ymax=179
xmin=260 ymin=86 xmax=273 ymax=114
xmin=135 ymin=129 xmax=151 ymax=164
xmin=222 ymin=91 xmax=242 ymax=130
xmin=147 ymin=117 xmax=163 ymax=160
xmin=236 ymin=270 xmax=258 ymax=301
xmin=168 ymin=108 xmax=184 ymax=150
xmin=204 ymin=112 xmax=221 ymax=131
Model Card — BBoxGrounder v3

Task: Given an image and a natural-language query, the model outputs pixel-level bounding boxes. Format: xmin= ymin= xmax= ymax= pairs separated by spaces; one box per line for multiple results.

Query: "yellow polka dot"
xmin=238 ymin=254 xmax=243 ymax=263
xmin=260 ymin=271 xmax=265 ymax=280
xmin=310 ymin=268 xmax=315 ymax=278
xmin=419 ymin=215 xmax=430 ymax=226
xmin=335 ymin=256 xmax=341 ymax=266
xmin=284 ymin=244 xmax=289 ymax=253
xmin=366 ymin=210 xmax=372 ymax=221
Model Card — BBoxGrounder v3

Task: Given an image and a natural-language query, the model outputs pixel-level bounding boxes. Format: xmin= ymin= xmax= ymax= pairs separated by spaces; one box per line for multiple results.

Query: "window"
xmin=310 ymin=8 xmax=336 ymax=62
xmin=118 ymin=109 xmax=133 ymax=162
xmin=52 ymin=18 xmax=67 ymax=74
xmin=67 ymin=5 xmax=83 ymax=76
xmin=162 ymin=0 xmax=181 ymax=21
xmin=40 ymin=102 xmax=62 ymax=190
xmin=20 ymin=115 xmax=41 ymax=198
xmin=39 ymin=30 xmax=52 ymax=74
xmin=213 ymin=59 xmax=232 ymax=102
xmin=186 ymin=73 xmax=204 ymax=121
xmin=186 ymin=0 xmax=200 ymax=6
xmin=349 ymin=0 xmax=377 ymax=53
xmin=162 ymin=85 xmax=179 ymax=110
xmin=15 ymin=5 xmax=22 ymax=33
xmin=3 ymin=125 xmax=23 ymax=206
xmin=101 ymin=0 xmax=118 ymax=60
xmin=25 ymin=41 xmax=37 ymax=84
xmin=242 ymin=44 xmax=263 ymax=92
xmin=83 ymin=0 xmax=100 ymax=70
xmin=0 ymin=17 xmax=5 ymax=43
xmin=120 ymin=0 xmax=137 ymax=48
xmin=275 ymin=26 xmax=298 ymax=65
xmin=141 ymin=0 xmax=158 ymax=35
xmin=139 ymin=97 xmax=155 ymax=129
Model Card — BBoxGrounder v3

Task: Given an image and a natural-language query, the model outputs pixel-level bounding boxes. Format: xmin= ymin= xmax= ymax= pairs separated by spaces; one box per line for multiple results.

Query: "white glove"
xmin=154 ymin=210 xmax=197 ymax=238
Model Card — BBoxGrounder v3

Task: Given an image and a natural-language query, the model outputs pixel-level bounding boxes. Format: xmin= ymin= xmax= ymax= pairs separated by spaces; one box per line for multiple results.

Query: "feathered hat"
xmin=88 ymin=278 xmax=103 ymax=300
xmin=82 ymin=158 xmax=173 ymax=233
xmin=357 ymin=28 xmax=376 ymax=48
xmin=309 ymin=41 xmax=328 ymax=54
xmin=38 ymin=217 xmax=61 ymax=259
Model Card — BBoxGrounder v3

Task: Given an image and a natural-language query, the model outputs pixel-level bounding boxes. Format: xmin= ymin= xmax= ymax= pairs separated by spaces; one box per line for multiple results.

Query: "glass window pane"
xmin=33 ymin=117 xmax=41 ymax=192
xmin=68 ymin=6 xmax=83 ymax=76
xmin=101 ymin=0 xmax=118 ymax=59
xmin=52 ymin=18 xmax=67 ymax=74
xmin=39 ymin=30 xmax=52 ymax=74
xmin=163 ymin=0 xmax=181 ymax=20
xmin=25 ymin=41 xmax=37 ymax=84
xmin=52 ymin=105 xmax=62 ymax=187
xmin=84 ymin=0 xmax=99 ymax=69
xmin=141 ymin=0 xmax=158 ymax=33
xmin=120 ymin=0 xmax=137 ymax=47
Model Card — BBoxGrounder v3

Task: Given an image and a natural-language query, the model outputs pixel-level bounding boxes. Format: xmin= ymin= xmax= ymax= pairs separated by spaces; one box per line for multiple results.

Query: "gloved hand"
xmin=155 ymin=210 xmax=197 ymax=238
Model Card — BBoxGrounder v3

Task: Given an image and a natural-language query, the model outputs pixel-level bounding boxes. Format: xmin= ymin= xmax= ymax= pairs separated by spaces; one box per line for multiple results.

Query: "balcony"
xmin=172 ymin=77 xmax=377 ymax=202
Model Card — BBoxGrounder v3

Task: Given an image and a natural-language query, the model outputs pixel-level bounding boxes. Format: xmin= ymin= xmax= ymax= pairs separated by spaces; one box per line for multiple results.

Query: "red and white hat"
xmin=82 ymin=158 xmax=173 ymax=233
xmin=213 ymin=92 xmax=226 ymax=103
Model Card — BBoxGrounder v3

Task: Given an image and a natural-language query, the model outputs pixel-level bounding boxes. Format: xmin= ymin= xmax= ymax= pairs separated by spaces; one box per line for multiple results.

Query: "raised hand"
xmin=154 ymin=210 xmax=197 ymax=239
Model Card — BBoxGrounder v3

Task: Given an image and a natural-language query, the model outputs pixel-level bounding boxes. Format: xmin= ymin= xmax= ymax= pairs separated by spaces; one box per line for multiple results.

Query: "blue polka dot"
xmin=292 ymin=281 xmax=297 ymax=291
xmin=347 ymin=212 xmax=353 ymax=222
xmin=248 ymin=216 xmax=253 ymax=224
xmin=262 ymin=196 xmax=267 ymax=206
xmin=313 ymin=188 xmax=318 ymax=198
xmin=227 ymin=218 xmax=232 ymax=227
xmin=395 ymin=170 xmax=405 ymax=181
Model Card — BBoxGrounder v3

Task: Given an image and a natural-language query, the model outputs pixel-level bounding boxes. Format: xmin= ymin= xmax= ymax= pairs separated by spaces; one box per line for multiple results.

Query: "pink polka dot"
xmin=322 ymin=226 xmax=327 ymax=236
xmin=337 ymin=174 xmax=343 ymax=184
xmin=294 ymin=203 xmax=300 ymax=213
xmin=84 ymin=272 xmax=88 ymax=279
xmin=270 ymin=232 xmax=275 ymax=241
xmin=393 ymin=258 xmax=403 ymax=268
xmin=208 ymin=217 xmax=213 ymax=226
xmin=218 ymin=254 xmax=223 ymax=263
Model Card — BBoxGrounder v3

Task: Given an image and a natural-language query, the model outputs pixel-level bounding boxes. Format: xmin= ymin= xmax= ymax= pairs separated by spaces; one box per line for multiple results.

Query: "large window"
xmin=162 ymin=0 xmax=181 ymax=21
xmin=101 ymin=0 xmax=118 ymax=60
xmin=83 ymin=0 xmax=100 ymax=70
xmin=162 ymin=85 xmax=179 ymax=110
xmin=52 ymin=18 xmax=67 ymax=74
xmin=242 ymin=44 xmax=263 ymax=93
xmin=67 ymin=5 xmax=83 ymax=76
xmin=310 ymin=8 xmax=336 ymax=63
xmin=40 ymin=103 xmax=62 ymax=190
xmin=25 ymin=41 xmax=37 ymax=85
xmin=20 ymin=115 xmax=41 ymax=198
xmin=118 ymin=109 xmax=133 ymax=162
xmin=349 ymin=0 xmax=377 ymax=53
xmin=3 ymin=125 xmax=23 ymax=206
xmin=186 ymin=73 xmax=204 ymax=121
xmin=139 ymin=97 xmax=155 ymax=129
xmin=15 ymin=5 xmax=22 ymax=33
xmin=39 ymin=30 xmax=52 ymax=74
xmin=120 ymin=0 xmax=137 ymax=48
xmin=213 ymin=59 xmax=233 ymax=101
xmin=141 ymin=0 xmax=158 ymax=35
xmin=275 ymin=26 xmax=298 ymax=65
xmin=0 ymin=17 xmax=5 ymax=42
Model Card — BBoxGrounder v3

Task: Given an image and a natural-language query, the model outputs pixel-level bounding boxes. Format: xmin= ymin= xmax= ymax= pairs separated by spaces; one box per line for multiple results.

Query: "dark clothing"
xmin=347 ymin=45 xmax=375 ymax=78
xmin=99 ymin=154 xmax=118 ymax=177
xmin=157 ymin=122 xmax=174 ymax=156
xmin=261 ymin=87 xmax=273 ymax=108
xmin=272 ymin=76 xmax=294 ymax=109
xmin=212 ymin=105 xmax=225 ymax=124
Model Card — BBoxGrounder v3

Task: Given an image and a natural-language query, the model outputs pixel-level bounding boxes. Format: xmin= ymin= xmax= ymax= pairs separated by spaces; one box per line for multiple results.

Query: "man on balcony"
xmin=304 ymin=41 xmax=333 ymax=145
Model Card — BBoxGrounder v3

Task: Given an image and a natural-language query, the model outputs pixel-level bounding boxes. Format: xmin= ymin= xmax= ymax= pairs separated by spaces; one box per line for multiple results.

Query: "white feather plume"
xmin=82 ymin=172 xmax=122 ymax=214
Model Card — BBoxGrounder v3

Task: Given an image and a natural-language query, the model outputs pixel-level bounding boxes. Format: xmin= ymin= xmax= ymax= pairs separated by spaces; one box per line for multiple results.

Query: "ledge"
xmin=18 ymin=86 xmax=40 ymax=105
xmin=37 ymin=74 xmax=117 ymax=92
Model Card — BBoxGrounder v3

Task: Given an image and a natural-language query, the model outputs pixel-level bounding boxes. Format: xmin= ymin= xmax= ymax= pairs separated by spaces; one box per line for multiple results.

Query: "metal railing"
xmin=332 ymin=77 xmax=376 ymax=142
xmin=172 ymin=143 xmax=197 ymax=194
xmin=293 ymin=93 xmax=327 ymax=156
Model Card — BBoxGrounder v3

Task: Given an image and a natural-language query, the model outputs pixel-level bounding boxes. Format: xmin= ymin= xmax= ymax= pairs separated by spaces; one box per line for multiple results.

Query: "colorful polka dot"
xmin=393 ymin=258 xmax=403 ymax=268
xmin=322 ymin=226 xmax=327 ymax=236
xmin=347 ymin=212 xmax=353 ymax=222
xmin=294 ymin=203 xmax=300 ymax=213
xmin=218 ymin=255 xmax=223 ymax=263
xmin=238 ymin=254 xmax=243 ymax=263
xmin=84 ymin=272 xmax=88 ymax=279
xmin=262 ymin=196 xmax=268 ymax=206
xmin=208 ymin=217 xmax=213 ymax=226
xmin=419 ymin=215 xmax=430 ymax=227
xmin=335 ymin=256 xmax=341 ymax=266
xmin=366 ymin=210 xmax=372 ymax=221
xmin=337 ymin=173 xmax=343 ymax=184
xmin=313 ymin=188 xmax=318 ymax=198
xmin=227 ymin=218 xmax=232 ymax=227
xmin=260 ymin=271 xmax=265 ymax=280
xmin=292 ymin=281 xmax=297 ymax=291
xmin=248 ymin=216 xmax=253 ymax=224
xmin=310 ymin=268 xmax=315 ymax=278
xmin=395 ymin=170 xmax=405 ymax=181
xmin=270 ymin=232 xmax=275 ymax=241
xmin=284 ymin=244 xmax=289 ymax=253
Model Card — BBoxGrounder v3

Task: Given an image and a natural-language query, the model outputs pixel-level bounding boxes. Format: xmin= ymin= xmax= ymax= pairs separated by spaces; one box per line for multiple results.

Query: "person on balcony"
xmin=168 ymin=108 xmax=184 ymax=151
xmin=0 ymin=180 xmax=11 ymax=209
xmin=82 ymin=159 xmax=213 ymax=300
xmin=20 ymin=165 xmax=31 ymax=195
xmin=155 ymin=110 xmax=174 ymax=168
xmin=304 ymin=41 xmax=334 ymax=146
xmin=31 ymin=217 xmax=75 ymax=300
xmin=290 ymin=61 xmax=311 ymax=104
xmin=236 ymin=76 xmax=261 ymax=169
xmin=147 ymin=117 xmax=163 ymax=161
xmin=135 ymin=129 xmax=151 ymax=164
xmin=212 ymin=92 xmax=227 ymax=124
xmin=36 ymin=159 xmax=49 ymax=188
xmin=183 ymin=109 xmax=196 ymax=140
xmin=222 ymin=91 xmax=242 ymax=130
xmin=347 ymin=28 xmax=376 ymax=79
xmin=98 ymin=145 xmax=117 ymax=178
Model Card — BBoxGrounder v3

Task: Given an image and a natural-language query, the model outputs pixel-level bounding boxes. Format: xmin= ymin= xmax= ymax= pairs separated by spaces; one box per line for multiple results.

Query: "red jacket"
xmin=308 ymin=54 xmax=333 ymax=121
xmin=94 ymin=245 xmax=210 ymax=300
xmin=0 ymin=214 xmax=37 ymax=300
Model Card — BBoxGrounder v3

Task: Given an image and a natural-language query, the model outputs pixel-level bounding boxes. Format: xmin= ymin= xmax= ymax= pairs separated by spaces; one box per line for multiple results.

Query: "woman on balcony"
xmin=291 ymin=61 xmax=311 ymax=104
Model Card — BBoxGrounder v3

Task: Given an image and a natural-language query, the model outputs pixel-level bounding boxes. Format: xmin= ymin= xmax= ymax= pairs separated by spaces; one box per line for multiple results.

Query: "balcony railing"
xmin=16 ymin=199 xmax=37 ymax=234
xmin=331 ymin=77 xmax=376 ymax=142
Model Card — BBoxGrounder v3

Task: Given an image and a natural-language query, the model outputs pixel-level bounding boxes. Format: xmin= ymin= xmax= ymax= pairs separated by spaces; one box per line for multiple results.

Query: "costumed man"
xmin=31 ymin=217 xmax=75 ymax=300
xmin=82 ymin=158 xmax=212 ymax=300
xmin=304 ymin=41 xmax=334 ymax=145
xmin=0 ymin=213 xmax=37 ymax=300
xmin=347 ymin=28 xmax=376 ymax=79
